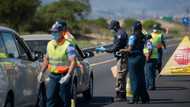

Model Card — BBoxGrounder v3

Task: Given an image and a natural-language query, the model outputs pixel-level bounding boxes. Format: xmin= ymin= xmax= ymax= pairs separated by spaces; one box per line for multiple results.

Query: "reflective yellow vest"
xmin=0 ymin=53 xmax=9 ymax=58
xmin=47 ymin=40 xmax=71 ymax=74
xmin=151 ymin=32 xmax=162 ymax=48
xmin=143 ymin=43 xmax=158 ymax=59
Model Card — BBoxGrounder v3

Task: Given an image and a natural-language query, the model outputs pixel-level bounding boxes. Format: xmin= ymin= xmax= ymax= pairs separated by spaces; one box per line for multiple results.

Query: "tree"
xmin=0 ymin=0 xmax=40 ymax=32
xmin=34 ymin=0 xmax=90 ymax=33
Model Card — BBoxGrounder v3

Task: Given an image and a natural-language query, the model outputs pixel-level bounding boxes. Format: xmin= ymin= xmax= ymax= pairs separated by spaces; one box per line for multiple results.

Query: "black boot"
xmin=114 ymin=92 xmax=126 ymax=102
xmin=127 ymin=96 xmax=139 ymax=104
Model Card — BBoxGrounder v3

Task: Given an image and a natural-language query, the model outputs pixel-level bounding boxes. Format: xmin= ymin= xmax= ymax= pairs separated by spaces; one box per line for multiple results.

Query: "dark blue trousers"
xmin=145 ymin=59 xmax=157 ymax=90
xmin=157 ymin=48 xmax=163 ymax=73
xmin=128 ymin=55 xmax=149 ymax=102
xmin=46 ymin=73 xmax=71 ymax=107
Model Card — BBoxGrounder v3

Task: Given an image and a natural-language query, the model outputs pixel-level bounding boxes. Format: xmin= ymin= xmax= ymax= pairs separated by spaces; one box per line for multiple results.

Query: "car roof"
xmin=0 ymin=26 xmax=17 ymax=34
xmin=21 ymin=34 xmax=51 ymax=41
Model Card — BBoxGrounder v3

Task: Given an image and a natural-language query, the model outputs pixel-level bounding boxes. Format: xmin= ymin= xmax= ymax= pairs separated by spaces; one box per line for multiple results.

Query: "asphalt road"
xmin=78 ymin=36 xmax=190 ymax=107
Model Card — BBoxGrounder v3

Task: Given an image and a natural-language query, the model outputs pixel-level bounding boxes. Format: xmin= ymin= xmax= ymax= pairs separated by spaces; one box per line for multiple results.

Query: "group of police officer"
xmin=100 ymin=20 xmax=166 ymax=104
xmin=38 ymin=19 xmax=166 ymax=106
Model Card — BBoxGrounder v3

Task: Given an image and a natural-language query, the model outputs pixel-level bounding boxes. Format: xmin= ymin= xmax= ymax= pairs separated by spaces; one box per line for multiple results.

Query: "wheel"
xmin=70 ymin=82 xmax=77 ymax=107
xmin=4 ymin=93 xmax=14 ymax=107
xmin=35 ymin=82 xmax=46 ymax=107
xmin=83 ymin=76 xmax=93 ymax=100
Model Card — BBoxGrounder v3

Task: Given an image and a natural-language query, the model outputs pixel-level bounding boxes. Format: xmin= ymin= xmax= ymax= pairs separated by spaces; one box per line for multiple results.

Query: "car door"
xmin=75 ymin=49 xmax=90 ymax=92
xmin=81 ymin=59 xmax=91 ymax=90
xmin=0 ymin=34 xmax=15 ymax=107
xmin=14 ymin=34 xmax=40 ymax=105
xmin=1 ymin=31 xmax=39 ymax=106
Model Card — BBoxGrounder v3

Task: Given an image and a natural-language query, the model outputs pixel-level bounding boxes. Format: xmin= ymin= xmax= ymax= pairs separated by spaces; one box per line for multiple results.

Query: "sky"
xmin=42 ymin=0 xmax=190 ymax=18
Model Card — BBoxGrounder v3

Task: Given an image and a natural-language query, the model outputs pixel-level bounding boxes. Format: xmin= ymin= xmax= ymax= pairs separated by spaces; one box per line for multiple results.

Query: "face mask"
xmin=51 ymin=32 xmax=60 ymax=41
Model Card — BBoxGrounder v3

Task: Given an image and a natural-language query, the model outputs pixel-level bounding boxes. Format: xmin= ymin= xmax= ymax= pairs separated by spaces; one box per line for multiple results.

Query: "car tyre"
xmin=83 ymin=76 xmax=93 ymax=100
xmin=4 ymin=93 xmax=14 ymax=107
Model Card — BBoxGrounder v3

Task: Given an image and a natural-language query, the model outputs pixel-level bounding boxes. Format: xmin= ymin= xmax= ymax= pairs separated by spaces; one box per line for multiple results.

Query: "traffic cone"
xmin=126 ymin=76 xmax=133 ymax=98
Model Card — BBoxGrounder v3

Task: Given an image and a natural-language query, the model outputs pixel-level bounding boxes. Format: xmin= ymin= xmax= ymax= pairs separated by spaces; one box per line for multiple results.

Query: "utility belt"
xmin=48 ymin=64 xmax=69 ymax=75
xmin=48 ymin=72 xmax=67 ymax=81
xmin=50 ymin=72 xmax=67 ymax=76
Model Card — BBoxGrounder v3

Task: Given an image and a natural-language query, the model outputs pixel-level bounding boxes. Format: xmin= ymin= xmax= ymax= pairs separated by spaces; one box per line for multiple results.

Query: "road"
xmin=78 ymin=36 xmax=190 ymax=107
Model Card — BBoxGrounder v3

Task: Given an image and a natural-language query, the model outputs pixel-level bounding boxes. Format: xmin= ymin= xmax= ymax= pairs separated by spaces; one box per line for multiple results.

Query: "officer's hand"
xmin=145 ymin=55 xmax=150 ymax=61
xmin=59 ymin=73 xmax=71 ymax=84
xmin=37 ymin=72 xmax=44 ymax=83
xmin=119 ymin=49 xmax=129 ymax=54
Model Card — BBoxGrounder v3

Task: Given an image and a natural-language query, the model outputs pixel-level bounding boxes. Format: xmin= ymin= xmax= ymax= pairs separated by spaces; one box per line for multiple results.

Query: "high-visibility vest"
xmin=143 ymin=43 xmax=158 ymax=59
xmin=0 ymin=53 xmax=9 ymax=58
xmin=47 ymin=40 xmax=70 ymax=74
xmin=151 ymin=32 xmax=162 ymax=48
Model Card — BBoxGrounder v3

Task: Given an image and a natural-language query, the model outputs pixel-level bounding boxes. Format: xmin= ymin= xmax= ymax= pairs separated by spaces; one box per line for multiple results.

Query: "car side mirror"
xmin=83 ymin=50 xmax=94 ymax=58
xmin=33 ymin=51 xmax=43 ymax=61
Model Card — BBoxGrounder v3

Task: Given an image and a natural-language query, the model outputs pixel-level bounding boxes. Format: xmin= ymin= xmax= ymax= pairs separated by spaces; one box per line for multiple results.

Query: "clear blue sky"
xmin=42 ymin=0 xmax=190 ymax=18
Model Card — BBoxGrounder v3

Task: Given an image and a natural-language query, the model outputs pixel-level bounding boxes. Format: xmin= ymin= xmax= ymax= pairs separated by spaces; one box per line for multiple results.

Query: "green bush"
xmin=143 ymin=19 xmax=160 ymax=30
xmin=170 ymin=28 xmax=180 ymax=35
xmin=79 ymin=18 xmax=108 ymax=34
xmin=123 ymin=18 xmax=137 ymax=34
xmin=123 ymin=18 xmax=137 ymax=29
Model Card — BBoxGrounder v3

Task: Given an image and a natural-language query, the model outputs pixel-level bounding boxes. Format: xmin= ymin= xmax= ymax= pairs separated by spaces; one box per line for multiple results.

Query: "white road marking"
xmin=91 ymin=58 xmax=116 ymax=67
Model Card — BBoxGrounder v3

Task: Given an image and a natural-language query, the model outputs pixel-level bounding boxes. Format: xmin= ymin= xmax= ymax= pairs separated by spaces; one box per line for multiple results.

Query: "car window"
xmin=0 ymin=36 xmax=6 ymax=54
xmin=16 ymin=38 xmax=29 ymax=60
xmin=1 ymin=32 xmax=19 ymax=58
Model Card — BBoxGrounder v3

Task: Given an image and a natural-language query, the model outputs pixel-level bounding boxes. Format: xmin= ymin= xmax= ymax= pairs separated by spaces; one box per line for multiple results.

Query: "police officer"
xmin=105 ymin=20 xmax=128 ymax=101
xmin=144 ymin=34 xmax=158 ymax=90
xmin=38 ymin=21 xmax=77 ymax=107
xmin=120 ymin=21 xmax=149 ymax=104
xmin=54 ymin=20 xmax=86 ymax=81
xmin=151 ymin=24 xmax=166 ymax=73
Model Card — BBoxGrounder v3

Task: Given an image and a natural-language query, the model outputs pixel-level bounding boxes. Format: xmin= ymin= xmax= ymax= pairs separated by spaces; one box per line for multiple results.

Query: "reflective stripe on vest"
xmin=47 ymin=40 xmax=70 ymax=74
xmin=151 ymin=33 xmax=162 ymax=48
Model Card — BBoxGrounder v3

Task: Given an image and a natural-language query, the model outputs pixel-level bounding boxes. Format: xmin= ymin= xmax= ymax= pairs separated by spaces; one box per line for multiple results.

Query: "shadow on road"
xmin=150 ymin=98 xmax=190 ymax=104
xmin=156 ymin=86 xmax=188 ymax=91
xmin=78 ymin=96 xmax=114 ymax=107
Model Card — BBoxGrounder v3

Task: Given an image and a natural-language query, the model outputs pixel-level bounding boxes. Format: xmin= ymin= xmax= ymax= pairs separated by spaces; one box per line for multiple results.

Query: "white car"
xmin=23 ymin=33 xmax=95 ymax=107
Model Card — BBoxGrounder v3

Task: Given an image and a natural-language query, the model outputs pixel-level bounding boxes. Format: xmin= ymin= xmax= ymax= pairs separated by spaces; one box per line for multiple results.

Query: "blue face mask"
xmin=51 ymin=32 xmax=60 ymax=41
